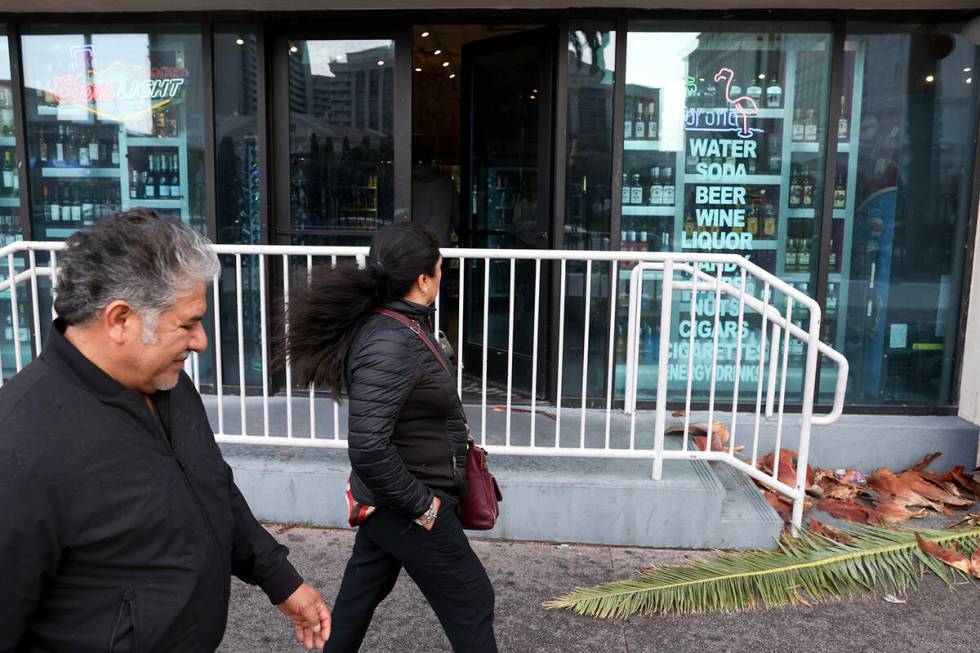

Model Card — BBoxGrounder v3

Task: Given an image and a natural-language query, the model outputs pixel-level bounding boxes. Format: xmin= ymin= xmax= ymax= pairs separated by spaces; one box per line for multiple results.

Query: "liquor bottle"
xmin=634 ymin=102 xmax=646 ymax=139
xmin=70 ymin=186 xmax=82 ymax=224
xmin=159 ymin=156 xmax=171 ymax=198
xmin=805 ymin=109 xmax=817 ymax=142
xmin=111 ymin=140 xmax=120 ymax=166
xmin=767 ymin=132 xmax=781 ymax=172
xmin=145 ymin=157 xmax=156 ymax=199
xmin=88 ymin=127 xmax=100 ymax=166
xmin=662 ymin=167 xmax=675 ymax=206
xmin=704 ymin=77 xmax=718 ymax=107
xmin=42 ymin=185 xmax=51 ymax=222
xmin=763 ymin=202 xmax=777 ymax=237
xmin=826 ymin=282 xmax=838 ymax=317
xmin=833 ymin=173 xmax=846 ymax=209
xmin=684 ymin=212 xmax=695 ymax=237
xmin=638 ymin=231 xmax=649 ymax=252
xmin=81 ymin=186 xmax=93 ymax=225
xmin=746 ymin=202 xmax=759 ymax=236
xmin=802 ymin=167 xmax=814 ymax=208
xmin=789 ymin=165 xmax=802 ymax=208
xmin=785 ymin=238 xmax=798 ymax=272
xmin=0 ymin=88 xmax=12 ymax=136
xmin=39 ymin=129 xmax=49 ymax=165
xmin=792 ymin=109 xmax=804 ymax=142
xmin=799 ymin=237 xmax=811 ymax=272
xmin=746 ymin=77 xmax=763 ymax=105
xmin=828 ymin=239 xmax=837 ymax=271
xmin=766 ymin=78 xmax=783 ymax=108
xmin=78 ymin=129 xmax=90 ymax=167
xmin=630 ymin=173 xmax=643 ymax=205
xmin=130 ymin=169 xmax=140 ymax=199
xmin=837 ymin=95 xmax=849 ymax=141
xmin=1 ymin=151 xmax=12 ymax=193
xmin=65 ymin=125 xmax=77 ymax=165
xmin=646 ymin=100 xmax=658 ymax=140
xmin=621 ymin=174 xmax=630 ymax=205
xmin=60 ymin=186 xmax=72 ymax=222
xmin=169 ymin=155 xmax=180 ymax=197
xmin=624 ymin=105 xmax=632 ymax=139
xmin=648 ymin=166 xmax=663 ymax=206
xmin=55 ymin=125 xmax=66 ymax=164
xmin=50 ymin=186 xmax=61 ymax=223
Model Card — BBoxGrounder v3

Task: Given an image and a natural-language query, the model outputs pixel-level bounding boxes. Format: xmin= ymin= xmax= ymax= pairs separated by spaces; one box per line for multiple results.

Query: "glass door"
xmin=273 ymin=34 xmax=404 ymax=247
xmin=460 ymin=27 xmax=555 ymax=397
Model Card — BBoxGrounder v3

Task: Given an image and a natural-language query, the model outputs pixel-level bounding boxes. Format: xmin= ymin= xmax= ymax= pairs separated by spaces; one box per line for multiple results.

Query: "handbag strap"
xmin=372 ymin=308 xmax=449 ymax=373
xmin=372 ymin=307 xmax=472 ymax=439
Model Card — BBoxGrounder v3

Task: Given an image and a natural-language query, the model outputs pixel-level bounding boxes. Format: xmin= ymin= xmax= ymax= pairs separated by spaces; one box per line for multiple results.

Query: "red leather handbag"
xmin=459 ymin=441 xmax=503 ymax=530
xmin=373 ymin=308 xmax=503 ymax=530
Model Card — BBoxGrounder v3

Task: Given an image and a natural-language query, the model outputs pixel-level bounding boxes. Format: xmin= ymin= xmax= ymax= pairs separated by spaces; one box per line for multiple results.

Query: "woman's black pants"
xmin=323 ymin=500 xmax=497 ymax=652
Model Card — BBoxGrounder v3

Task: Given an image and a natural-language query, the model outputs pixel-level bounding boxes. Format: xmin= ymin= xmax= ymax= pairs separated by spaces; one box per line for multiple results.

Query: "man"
xmin=0 ymin=210 xmax=330 ymax=651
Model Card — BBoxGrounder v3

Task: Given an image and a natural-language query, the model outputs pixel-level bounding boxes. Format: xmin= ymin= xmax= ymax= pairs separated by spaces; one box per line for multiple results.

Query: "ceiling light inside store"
xmin=421 ymin=31 xmax=430 ymax=38
xmin=377 ymin=60 xmax=385 ymax=66
xmin=449 ymin=73 xmax=456 ymax=79
xmin=235 ymin=36 xmax=245 ymax=46
xmin=442 ymin=61 xmax=450 ymax=67
xmin=968 ymin=77 xmax=973 ymax=84
xmin=289 ymin=45 xmax=298 ymax=53
xmin=415 ymin=66 xmax=423 ymax=72
xmin=758 ymin=73 xmax=766 ymax=79
xmin=433 ymin=49 xmax=442 ymax=55
xmin=965 ymin=67 xmax=972 ymax=72
xmin=925 ymin=74 xmax=935 ymax=83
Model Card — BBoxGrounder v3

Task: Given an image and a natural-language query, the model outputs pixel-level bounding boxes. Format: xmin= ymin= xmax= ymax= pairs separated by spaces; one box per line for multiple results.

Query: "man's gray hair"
xmin=54 ymin=210 xmax=221 ymax=343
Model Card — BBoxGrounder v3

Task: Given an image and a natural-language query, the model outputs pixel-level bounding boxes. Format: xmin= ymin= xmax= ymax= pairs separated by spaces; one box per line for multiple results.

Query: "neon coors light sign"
xmin=50 ymin=44 xmax=188 ymax=124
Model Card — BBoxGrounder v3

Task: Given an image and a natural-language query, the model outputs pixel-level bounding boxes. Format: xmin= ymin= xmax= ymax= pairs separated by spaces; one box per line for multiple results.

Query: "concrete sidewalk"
xmin=219 ymin=525 xmax=979 ymax=653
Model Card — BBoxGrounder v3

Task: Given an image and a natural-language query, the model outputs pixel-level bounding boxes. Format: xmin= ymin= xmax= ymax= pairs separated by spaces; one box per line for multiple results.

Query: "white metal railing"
xmin=0 ymin=241 xmax=848 ymax=533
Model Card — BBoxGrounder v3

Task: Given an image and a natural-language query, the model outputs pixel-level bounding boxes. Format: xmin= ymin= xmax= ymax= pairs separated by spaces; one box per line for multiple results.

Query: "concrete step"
xmin=221 ymin=435 xmax=783 ymax=550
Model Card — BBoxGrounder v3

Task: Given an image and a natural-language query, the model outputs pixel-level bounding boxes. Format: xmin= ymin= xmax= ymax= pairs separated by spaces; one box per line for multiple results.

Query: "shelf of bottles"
xmin=289 ymin=154 xmax=384 ymax=233
xmin=0 ymin=84 xmax=21 ymax=248
xmin=616 ymin=34 xmax=858 ymax=395
xmin=27 ymin=41 xmax=196 ymax=240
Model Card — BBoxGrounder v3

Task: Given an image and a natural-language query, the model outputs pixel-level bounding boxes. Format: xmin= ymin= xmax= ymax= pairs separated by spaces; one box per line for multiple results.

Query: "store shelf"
xmin=0 ymin=198 xmax=19 ymax=208
xmin=624 ymin=140 xmax=666 ymax=151
xmin=789 ymin=142 xmax=820 ymax=153
xmin=41 ymin=167 xmax=121 ymax=178
xmin=127 ymin=137 xmax=182 ymax=147
xmin=622 ymin=205 xmax=676 ymax=216
xmin=0 ymin=137 xmax=15 ymax=147
xmin=786 ymin=208 xmax=817 ymax=218
xmin=130 ymin=198 xmax=184 ymax=209
xmin=44 ymin=227 xmax=79 ymax=238
xmin=686 ymin=173 xmax=781 ymax=185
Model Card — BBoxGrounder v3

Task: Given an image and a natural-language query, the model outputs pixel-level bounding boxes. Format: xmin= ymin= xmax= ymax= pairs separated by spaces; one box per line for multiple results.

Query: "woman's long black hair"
xmin=279 ymin=222 xmax=441 ymax=398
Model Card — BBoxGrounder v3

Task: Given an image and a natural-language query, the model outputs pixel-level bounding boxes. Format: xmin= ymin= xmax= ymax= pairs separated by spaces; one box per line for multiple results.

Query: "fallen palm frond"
xmin=546 ymin=525 xmax=980 ymax=618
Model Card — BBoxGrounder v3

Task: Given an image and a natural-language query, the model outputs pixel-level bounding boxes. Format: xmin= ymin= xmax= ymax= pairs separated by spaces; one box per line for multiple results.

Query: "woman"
xmin=283 ymin=223 xmax=497 ymax=652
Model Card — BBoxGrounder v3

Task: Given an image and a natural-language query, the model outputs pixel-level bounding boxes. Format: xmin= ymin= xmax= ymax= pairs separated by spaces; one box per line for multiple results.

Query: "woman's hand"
xmin=417 ymin=496 xmax=442 ymax=531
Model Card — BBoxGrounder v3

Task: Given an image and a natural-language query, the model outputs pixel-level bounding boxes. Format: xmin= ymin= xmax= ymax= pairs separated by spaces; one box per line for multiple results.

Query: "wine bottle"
xmin=145 ymin=156 xmax=156 ymax=199
xmin=55 ymin=125 xmax=65 ymax=164
xmin=624 ymin=105 xmax=632 ymax=139
xmin=169 ymin=155 xmax=180 ymax=197
xmin=789 ymin=165 xmax=802 ymax=208
xmin=647 ymin=100 xmax=658 ymax=140
xmin=1 ymin=151 xmax=12 ymax=192
xmin=130 ymin=169 xmax=140 ymax=199
xmin=78 ymin=129 xmax=90 ymax=167
xmin=837 ymin=95 xmax=849 ymax=141
xmin=792 ymin=109 xmax=804 ymax=142
xmin=802 ymin=167 xmax=814 ymax=208
xmin=833 ymin=173 xmax=846 ymax=209
xmin=111 ymin=140 xmax=119 ymax=165
xmin=805 ymin=109 xmax=817 ymax=142
xmin=159 ymin=155 xmax=171 ymax=198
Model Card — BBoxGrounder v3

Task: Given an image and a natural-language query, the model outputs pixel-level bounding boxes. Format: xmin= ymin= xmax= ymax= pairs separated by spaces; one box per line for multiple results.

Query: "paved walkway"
xmin=219 ymin=525 xmax=978 ymax=653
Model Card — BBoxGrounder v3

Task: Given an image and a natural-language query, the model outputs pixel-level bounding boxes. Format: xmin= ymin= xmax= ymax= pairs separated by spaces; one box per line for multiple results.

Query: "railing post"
xmin=791 ymin=302 xmax=822 ymax=535
xmin=652 ymin=260 xmax=673 ymax=481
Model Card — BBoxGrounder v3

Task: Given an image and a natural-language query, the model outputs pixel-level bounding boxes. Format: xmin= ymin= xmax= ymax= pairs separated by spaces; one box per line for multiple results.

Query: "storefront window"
xmin=565 ymin=26 xmax=615 ymax=250
xmin=0 ymin=30 xmax=22 ymax=246
xmin=286 ymin=39 xmax=394 ymax=245
xmin=21 ymin=26 xmax=207 ymax=239
xmin=617 ymin=25 xmax=833 ymax=403
xmin=829 ymin=26 xmax=978 ymax=405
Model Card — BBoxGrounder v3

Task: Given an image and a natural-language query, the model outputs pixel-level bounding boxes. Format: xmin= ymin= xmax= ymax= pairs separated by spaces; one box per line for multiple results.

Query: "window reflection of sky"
xmin=626 ymin=33 xmax=700 ymax=151
xmin=306 ymin=40 xmax=393 ymax=78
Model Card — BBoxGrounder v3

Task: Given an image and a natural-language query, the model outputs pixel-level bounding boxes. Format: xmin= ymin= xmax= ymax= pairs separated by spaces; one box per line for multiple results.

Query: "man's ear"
xmin=102 ymin=300 xmax=137 ymax=345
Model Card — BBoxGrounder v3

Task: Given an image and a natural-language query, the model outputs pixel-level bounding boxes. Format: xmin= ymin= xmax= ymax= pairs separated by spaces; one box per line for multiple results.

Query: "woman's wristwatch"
xmin=414 ymin=498 xmax=439 ymax=527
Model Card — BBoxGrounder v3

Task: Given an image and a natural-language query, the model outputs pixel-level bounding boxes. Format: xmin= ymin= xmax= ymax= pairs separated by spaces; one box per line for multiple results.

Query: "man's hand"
xmin=276 ymin=582 xmax=331 ymax=650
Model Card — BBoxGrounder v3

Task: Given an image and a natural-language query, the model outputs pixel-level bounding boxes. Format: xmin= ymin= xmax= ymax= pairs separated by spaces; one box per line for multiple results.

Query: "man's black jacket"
xmin=0 ymin=322 xmax=302 ymax=652
xmin=346 ymin=299 xmax=469 ymax=518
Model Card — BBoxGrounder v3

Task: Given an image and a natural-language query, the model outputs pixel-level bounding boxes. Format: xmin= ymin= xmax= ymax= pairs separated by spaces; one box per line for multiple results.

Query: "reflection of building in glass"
xmin=310 ymin=46 xmax=394 ymax=134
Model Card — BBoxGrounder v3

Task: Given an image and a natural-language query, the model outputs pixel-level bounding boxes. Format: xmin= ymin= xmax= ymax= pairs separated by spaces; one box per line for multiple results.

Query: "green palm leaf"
xmin=546 ymin=526 xmax=980 ymax=618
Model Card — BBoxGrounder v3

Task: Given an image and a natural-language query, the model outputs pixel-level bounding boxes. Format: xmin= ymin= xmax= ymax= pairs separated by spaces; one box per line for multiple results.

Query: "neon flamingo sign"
xmin=684 ymin=67 xmax=764 ymax=139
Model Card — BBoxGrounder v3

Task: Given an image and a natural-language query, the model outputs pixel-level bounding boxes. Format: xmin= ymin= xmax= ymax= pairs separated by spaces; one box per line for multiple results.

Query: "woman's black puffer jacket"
xmin=345 ymin=298 xmax=469 ymax=518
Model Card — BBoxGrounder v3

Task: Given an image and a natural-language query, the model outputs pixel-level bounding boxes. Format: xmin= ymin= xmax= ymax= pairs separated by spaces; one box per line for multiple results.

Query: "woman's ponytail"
xmin=277 ymin=222 xmax=441 ymax=399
